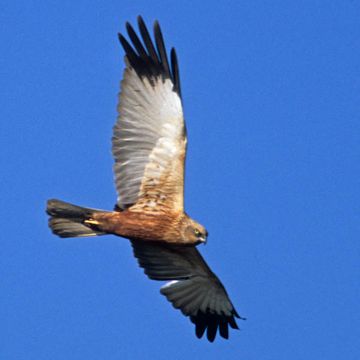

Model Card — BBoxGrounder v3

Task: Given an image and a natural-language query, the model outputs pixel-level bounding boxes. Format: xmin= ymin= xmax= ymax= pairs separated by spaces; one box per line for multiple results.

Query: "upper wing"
xmin=113 ymin=16 xmax=186 ymax=212
xmin=131 ymin=240 xmax=244 ymax=342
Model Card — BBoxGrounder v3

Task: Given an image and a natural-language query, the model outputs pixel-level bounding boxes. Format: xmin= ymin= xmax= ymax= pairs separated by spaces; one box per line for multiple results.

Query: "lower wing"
xmin=130 ymin=240 xmax=244 ymax=342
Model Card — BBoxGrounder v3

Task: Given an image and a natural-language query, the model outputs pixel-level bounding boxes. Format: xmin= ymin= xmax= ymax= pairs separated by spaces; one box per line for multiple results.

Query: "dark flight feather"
xmin=131 ymin=240 xmax=244 ymax=342
xmin=118 ymin=15 xmax=181 ymax=98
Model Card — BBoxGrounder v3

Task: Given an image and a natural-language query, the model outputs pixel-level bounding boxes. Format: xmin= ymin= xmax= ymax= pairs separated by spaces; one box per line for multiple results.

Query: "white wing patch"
xmin=112 ymin=65 xmax=186 ymax=211
xmin=161 ymin=280 xmax=180 ymax=289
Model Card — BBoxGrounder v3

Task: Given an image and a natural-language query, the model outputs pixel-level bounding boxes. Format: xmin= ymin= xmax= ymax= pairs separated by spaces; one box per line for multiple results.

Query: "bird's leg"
xmin=84 ymin=219 xmax=100 ymax=226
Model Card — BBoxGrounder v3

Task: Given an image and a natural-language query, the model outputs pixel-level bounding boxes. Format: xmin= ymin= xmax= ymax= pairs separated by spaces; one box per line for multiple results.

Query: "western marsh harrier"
xmin=46 ymin=16 xmax=244 ymax=342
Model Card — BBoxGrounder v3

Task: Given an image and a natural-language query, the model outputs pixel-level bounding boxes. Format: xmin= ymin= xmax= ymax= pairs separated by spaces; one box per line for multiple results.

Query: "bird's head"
xmin=182 ymin=217 xmax=208 ymax=245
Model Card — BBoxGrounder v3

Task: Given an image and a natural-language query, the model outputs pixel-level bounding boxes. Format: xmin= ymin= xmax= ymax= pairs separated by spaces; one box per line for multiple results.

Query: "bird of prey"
xmin=46 ymin=16 xmax=244 ymax=342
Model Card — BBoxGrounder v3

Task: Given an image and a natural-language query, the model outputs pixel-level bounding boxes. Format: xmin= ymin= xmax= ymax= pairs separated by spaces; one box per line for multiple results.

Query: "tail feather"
xmin=46 ymin=199 xmax=107 ymax=238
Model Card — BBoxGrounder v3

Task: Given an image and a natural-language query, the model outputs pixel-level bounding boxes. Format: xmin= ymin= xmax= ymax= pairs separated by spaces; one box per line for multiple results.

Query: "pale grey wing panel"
xmin=113 ymin=18 xmax=186 ymax=211
xmin=130 ymin=241 xmax=242 ymax=342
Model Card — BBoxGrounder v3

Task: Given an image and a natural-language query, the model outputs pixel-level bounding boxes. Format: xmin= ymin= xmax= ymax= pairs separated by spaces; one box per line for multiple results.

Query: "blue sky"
xmin=1 ymin=1 xmax=359 ymax=359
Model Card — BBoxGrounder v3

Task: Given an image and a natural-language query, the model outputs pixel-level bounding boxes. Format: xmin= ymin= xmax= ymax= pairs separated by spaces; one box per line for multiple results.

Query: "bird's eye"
xmin=194 ymin=229 xmax=201 ymax=237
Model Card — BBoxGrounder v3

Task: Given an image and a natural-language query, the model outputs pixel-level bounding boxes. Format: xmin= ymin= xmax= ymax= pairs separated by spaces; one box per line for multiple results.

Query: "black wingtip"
xmin=190 ymin=311 xmax=241 ymax=342
xmin=206 ymin=319 xmax=218 ymax=342
xmin=195 ymin=322 xmax=207 ymax=339
xmin=229 ymin=316 xmax=239 ymax=330
xmin=171 ymin=48 xmax=181 ymax=98
xmin=118 ymin=33 xmax=130 ymax=51
xmin=137 ymin=15 xmax=144 ymax=25
xmin=153 ymin=20 xmax=171 ymax=80
xmin=128 ymin=23 xmax=152 ymax=66
xmin=153 ymin=20 xmax=161 ymax=34
xmin=119 ymin=16 xmax=181 ymax=98
xmin=219 ymin=320 xmax=229 ymax=339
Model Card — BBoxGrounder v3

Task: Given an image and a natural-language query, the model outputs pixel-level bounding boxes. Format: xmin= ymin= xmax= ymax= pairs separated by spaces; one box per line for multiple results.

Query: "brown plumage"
xmin=46 ymin=16 xmax=244 ymax=342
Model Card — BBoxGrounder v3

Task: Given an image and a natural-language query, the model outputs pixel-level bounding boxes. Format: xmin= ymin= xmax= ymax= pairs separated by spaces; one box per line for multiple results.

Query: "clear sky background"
xmin=1 ymin=1 xmax=359 ymax=359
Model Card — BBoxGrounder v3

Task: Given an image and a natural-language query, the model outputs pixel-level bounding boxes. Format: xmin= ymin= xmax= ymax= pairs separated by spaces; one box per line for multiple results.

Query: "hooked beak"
xmin=200 ymin=231 xmax=208 ymax=245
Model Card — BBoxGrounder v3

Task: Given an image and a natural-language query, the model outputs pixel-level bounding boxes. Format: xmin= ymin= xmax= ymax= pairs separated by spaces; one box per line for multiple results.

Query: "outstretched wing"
xmin=131 ymin=240 xmax=243 ymax=342
xmin=113 ymin=16 xmax=186 ymax=212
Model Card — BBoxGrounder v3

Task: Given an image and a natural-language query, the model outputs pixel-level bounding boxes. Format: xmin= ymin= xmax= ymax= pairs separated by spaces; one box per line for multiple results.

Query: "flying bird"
xmin=46 ymin=16 xmax=244 ymax=342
